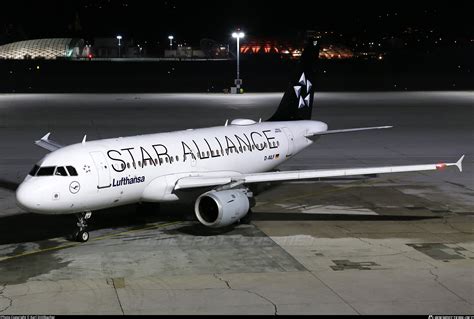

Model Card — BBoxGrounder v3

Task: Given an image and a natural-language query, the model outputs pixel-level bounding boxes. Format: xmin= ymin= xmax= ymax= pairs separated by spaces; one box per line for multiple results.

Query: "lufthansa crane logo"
xmin=69 ymin=181 xmax=80 ymax=194
xmin=294 ymin=72 xmax=312 ymax=109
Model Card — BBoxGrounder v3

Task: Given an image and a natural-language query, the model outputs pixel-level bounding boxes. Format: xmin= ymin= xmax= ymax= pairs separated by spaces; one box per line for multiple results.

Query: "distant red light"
xmin=88 ymin=54 xmax=93 ymax=59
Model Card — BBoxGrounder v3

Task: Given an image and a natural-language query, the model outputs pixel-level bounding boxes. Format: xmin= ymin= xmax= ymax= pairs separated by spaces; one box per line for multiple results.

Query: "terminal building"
xmin=0 ymin=38 xmax=89 ymax=59
xmin=239 ymin=40 xmax=354 ymax=59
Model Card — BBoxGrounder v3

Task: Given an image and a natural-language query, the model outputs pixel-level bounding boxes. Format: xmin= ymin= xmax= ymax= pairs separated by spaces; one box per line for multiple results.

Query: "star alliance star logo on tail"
xmin=294 ymin=73 xmax=312 ymax=109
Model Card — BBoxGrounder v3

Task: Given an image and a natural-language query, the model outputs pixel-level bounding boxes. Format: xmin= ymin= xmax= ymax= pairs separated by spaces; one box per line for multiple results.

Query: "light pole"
xmin=116 ymin=35 xmax=122 ymax=58
xmin=168 ymin=35 xmax=174 ymax=50
xmin=232 ymin=30 xmax=244 ymax=93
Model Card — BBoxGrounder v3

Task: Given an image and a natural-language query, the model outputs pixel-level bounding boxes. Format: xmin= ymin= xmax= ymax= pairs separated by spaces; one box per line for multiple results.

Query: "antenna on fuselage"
xmin=82 ymin=135 xmax=87 ymax=144
xmin=224 ymin=119 xmax=228 ymax=127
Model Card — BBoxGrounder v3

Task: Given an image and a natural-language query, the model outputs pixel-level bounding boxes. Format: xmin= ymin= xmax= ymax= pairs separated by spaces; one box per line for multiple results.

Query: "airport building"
xmin=0 ymin=38 xmax=89 ymax=59
xmin=239 ymin=40 xmax=354 ymax=59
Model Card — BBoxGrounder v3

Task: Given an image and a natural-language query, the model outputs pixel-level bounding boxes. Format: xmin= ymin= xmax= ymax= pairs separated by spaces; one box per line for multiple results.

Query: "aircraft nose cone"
xmin=16 ymin=182 xmax=39 ymax=212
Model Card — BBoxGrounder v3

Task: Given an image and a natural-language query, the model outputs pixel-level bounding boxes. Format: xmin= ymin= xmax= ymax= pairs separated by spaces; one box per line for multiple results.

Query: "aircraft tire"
xmin=240 ymin=209 xmax=253 ymax=225
xmin=76 ymin=230 xmax=89 ymax=242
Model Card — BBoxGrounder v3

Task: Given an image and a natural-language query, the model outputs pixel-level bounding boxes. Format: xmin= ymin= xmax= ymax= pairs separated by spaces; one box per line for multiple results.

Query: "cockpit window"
xmin=55 ymin=166 xmax=68 ymax=176
xmin=36 ymin=166 xmax=56 ymax=176
xmin=29 ymin=165 xmax=40 ymax=176
xmin=66 ymin=166 xmax=78 ymax=176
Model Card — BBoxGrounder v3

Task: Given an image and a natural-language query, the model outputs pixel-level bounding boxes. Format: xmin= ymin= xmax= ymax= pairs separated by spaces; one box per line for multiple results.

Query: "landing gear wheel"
xmin=240 ymin=209 xmax=253 ymax=225
xmin=76 ymin=230 xmax=89 ymax=242
xmin=73 ymin=212 xmax=92 ymax=242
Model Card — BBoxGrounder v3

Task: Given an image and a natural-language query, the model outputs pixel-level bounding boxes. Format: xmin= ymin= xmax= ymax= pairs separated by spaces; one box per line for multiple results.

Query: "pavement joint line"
xmin=428 ymin=268 xmax=473 ymax=306
xmin=307 ymin=271 xmax=361 ymax=315
xmin=111 ymin=278 xmax=126 ymax=315
xmin=0 ymin=221 xmax=182 ymax=262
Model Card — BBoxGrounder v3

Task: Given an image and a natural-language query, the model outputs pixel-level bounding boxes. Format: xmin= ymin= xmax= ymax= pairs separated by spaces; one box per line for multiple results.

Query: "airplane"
xmin=16 ymin=38 xmax=465 ymax=242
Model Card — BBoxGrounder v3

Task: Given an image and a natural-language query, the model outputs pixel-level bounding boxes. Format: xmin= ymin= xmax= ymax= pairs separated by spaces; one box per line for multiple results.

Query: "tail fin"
xmin=268 ymin=38 xmax=320 ymax=121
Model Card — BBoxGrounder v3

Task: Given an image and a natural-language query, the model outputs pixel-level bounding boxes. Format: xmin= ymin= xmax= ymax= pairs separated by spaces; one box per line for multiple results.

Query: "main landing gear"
xmin=239 ymin=209 xmax=253 ymax=225
xmin=75 ymin=211 xmax=92 ymax=242
xmin=239 ymin=195 xmax=255 ymax=225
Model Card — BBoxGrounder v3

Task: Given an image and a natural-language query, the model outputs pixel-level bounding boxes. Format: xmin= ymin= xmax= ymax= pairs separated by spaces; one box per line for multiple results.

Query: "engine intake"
xmin=195 ymin=189 xmax=250 ymax=228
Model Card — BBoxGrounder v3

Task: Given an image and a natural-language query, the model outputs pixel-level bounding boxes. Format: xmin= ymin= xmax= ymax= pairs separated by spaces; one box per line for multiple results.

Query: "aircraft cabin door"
xmin=90 ymin=151 xmax=111 ymax=189
xmin=282 ymin=127 xmax=294 ymax=157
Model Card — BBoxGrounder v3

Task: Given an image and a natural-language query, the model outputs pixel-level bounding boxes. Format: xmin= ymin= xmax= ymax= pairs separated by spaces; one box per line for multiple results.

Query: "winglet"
xmin=41 ymin=132 xmax=51 ymax=141
xmin=35 ymin=132 xmax=64 ymax=152
xmin=456 ymin=155 xmax=465 ymax=172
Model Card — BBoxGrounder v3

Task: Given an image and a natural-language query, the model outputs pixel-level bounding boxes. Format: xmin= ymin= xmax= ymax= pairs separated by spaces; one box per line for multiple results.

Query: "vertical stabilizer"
xmin=268 ymin=38 xmax=320 ymax=121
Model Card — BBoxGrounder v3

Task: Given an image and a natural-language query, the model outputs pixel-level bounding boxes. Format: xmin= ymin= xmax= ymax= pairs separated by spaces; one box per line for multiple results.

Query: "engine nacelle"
xmin=195 ymin=189 xmax=250 ymax=228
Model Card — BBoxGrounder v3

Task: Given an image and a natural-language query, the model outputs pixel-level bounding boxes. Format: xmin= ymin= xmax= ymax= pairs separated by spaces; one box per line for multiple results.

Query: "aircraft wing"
xmin=174 ymin=155 xmax=464 ymax=190
xmin=35 ymin=132 xmax=64 ymax=152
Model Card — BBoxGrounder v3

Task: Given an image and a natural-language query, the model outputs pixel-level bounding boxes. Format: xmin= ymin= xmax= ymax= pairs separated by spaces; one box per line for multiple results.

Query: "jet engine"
xmin=194 ymin=189 xmax=250 ymax=228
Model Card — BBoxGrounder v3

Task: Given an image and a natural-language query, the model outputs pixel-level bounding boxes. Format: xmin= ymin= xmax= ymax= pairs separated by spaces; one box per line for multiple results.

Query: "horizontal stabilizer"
xmin=306 ymin=126 xmax=392 ymax=139
xmin=35 ymin=132 xmax=63 ymax=152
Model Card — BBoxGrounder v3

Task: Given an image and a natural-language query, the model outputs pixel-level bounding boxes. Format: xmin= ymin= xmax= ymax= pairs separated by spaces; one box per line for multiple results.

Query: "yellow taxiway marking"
xmin=0 ymin=221 xmax=182 ymax=262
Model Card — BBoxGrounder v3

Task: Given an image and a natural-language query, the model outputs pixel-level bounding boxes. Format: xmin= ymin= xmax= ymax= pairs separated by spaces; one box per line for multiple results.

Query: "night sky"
xmin=1 ymin=1 xmax=472 ymax=44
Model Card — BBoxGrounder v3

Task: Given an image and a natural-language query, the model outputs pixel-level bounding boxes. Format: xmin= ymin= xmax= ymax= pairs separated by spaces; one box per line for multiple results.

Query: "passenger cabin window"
xmin=29 ymin=165 xmax=40 ymax=176
xmin=37 ymin=166 xmax=55 ymax=176
xmin=55 ymin=166 xmax=68 ymax=176
xmin=66 ymin=166 xmax=78 ymax=176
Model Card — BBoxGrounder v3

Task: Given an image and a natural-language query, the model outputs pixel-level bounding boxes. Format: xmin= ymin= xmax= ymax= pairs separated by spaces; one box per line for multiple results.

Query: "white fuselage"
xmin=16 ymin=120 xmax=328 ymax=214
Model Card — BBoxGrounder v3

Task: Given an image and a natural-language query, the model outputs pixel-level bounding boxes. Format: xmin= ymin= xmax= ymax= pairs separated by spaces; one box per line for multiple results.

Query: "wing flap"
xmin=174 ymin=156 xmax=465 ymax=190
xmin=35 ymin=132 xmax=63 ymax=152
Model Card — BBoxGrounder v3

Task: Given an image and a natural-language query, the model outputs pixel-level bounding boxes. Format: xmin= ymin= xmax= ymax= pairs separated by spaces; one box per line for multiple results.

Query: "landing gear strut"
xmin=240 ymin=209 xmax=253 ymax=225
xmin=75 ymin=212 xmax=92 ymax=242
xmin=239 ymin=193 xmax=255 ymax=225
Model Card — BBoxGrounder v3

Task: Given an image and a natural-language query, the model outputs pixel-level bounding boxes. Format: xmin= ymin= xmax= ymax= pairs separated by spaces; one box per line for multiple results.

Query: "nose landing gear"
xmin=75 ymin=212 xmax=92 ymax=242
